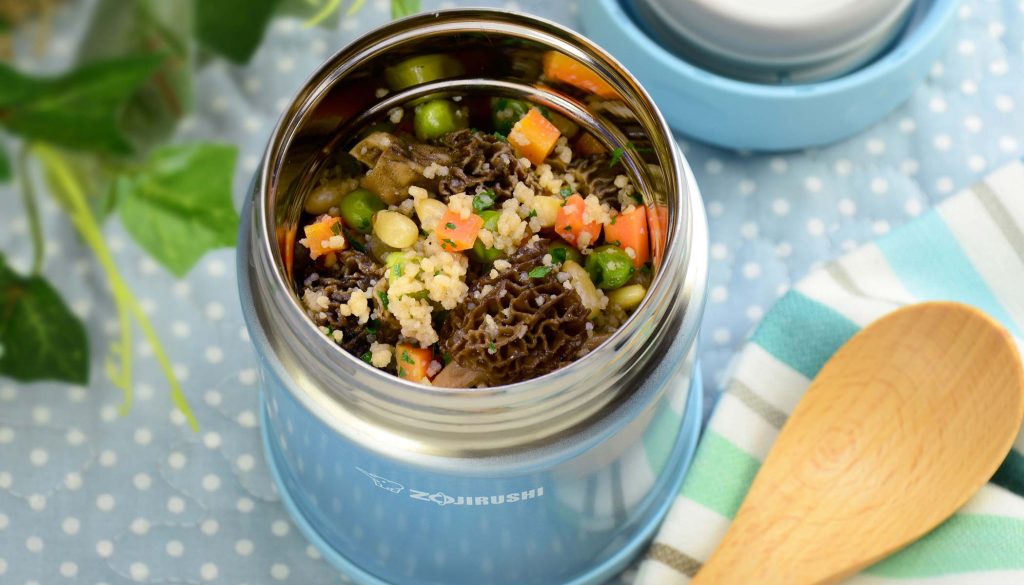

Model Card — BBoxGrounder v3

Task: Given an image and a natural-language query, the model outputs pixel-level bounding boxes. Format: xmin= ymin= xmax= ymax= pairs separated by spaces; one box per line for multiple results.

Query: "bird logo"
xmin=355 ymin=467 xmax=404 ymax=494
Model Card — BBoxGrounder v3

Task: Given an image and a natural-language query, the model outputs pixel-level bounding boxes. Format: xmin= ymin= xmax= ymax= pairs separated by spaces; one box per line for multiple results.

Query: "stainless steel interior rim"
xmin=252 ymin=9 xmax=700 ymax=454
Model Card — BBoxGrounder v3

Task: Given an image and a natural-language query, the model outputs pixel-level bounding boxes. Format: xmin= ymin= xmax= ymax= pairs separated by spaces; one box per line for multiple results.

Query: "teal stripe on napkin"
xmin=877 ymin=212 xmax=1022 ymax=338
xmin=750 ymin=291 xmax=860 ymax=379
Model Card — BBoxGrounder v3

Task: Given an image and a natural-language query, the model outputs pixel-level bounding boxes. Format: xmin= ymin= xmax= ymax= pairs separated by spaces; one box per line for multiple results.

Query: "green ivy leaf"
xmin=0 ymin=146 xmax=10 ymax=183
xmin=0 ymin=254 xmax=89 ymax=384
xmin=391 ymin=0 xmax=420 ymax=19
xmin=116 ymin=143 xmax=240 ymax=277
xmin=194 ymin=0 xmax=281 ymax=64
xmin=0 ymin=54 xmax=165 ymax=154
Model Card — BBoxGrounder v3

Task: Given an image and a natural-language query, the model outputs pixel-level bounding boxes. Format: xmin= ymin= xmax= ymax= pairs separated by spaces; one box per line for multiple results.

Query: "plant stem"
xmin=32 ymin=143 xmax=198 ymax=431
xmin=17 ymin=147 xmax=44 ymax=275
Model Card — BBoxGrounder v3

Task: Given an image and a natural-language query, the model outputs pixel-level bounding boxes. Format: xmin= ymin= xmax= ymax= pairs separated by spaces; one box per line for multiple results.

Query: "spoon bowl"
xmin=693 ymin=302 xmax=1024 ymax=584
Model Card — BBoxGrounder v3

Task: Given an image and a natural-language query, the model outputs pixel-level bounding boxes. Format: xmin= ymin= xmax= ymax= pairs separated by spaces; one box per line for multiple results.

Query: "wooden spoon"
xmin=692 ymin=302 xmax=1024 ymax=585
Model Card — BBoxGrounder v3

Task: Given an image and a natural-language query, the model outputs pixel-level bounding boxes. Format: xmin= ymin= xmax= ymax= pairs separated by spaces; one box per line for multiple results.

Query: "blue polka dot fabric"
xmin=0 ymin=0 xmax=1021 ymax=583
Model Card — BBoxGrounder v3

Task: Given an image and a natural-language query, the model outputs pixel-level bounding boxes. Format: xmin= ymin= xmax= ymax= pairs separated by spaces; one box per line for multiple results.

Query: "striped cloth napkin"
xmin=638 ymin=159 xmax=1024 ymax=584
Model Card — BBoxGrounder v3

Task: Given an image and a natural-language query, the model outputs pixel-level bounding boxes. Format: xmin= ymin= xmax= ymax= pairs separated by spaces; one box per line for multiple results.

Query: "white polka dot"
xmin=989 ymin=60 xmax=1009 ymax=76
xmin=704 ymin=159 xmax=723 ymax=174
xmin=100 ymin=404 xmax=118 ymax=422
xmin=96 ymin=494 xmax=115 ymax=512
xmin=130 ymin=518 xmax=150 ymax=535
xmin=838 ymin=198 xmax=857 ymax=216
xmin=65 ymin=473 xmax=82 ymax=490
xmin=869 ymin=177 xmax=889 ymax=195
xmin=706 ymin=201 xmax=724 ymax=217
xmin=272 ymin=520 xmax=290 ymax=537
xmin=995 ymin=95 xmax=1014 ymax=112
xmin=769 ymin=157 xmax=788 ymax=173
xmin=900 ymin=159 xmax=920 ymax=176
xmin=872 ymin=221 xmax=891 ymax=235
xmin=710 ymin=243 xmax=728 ymax=261
xmin=989 ymin=21 xmax=1005 ymax=38
xmin=173 ymin=282 xmax=191 ymax=297
xmin=742 ymin=263 xmax=762 ymax=279
xmin=133 ymin=473 xmax=152 ymax=491
xmin=239 ymin=327 xmax=251 ymax=342
xmin=65 ymin=428 xmax=86 ymax=445
xmin=745 ymin=305 xmax=764 ymax=321
xmin=201 ymin=519 xmax=220 ymax=536
xmin=711 ymin=328 xmax=730 ymax=345
xmin=276 ymin=57 xmax=295 ymax=72
xmin=929 ymin=96 xmax=947 ymax=112
xmin=0 ymin=513 xmax=8 ymax=529
xmin=239 ymin=369 xmax=258 ymax=385
xmin=311 ymin=38 xmax=328 ymax=56
xmin=710 ymin=286 xmax=728 ymax=303
xmin=905 ymin=198 xmax=924 ymax=216
xmin=168 ymin=452 xmax=187 ymax=470
xmin=936 ymin=177 xmax=955 ymax=193
xmin=963 ymin=115 xmax=983 ymax=133
xmin=99 ymin=450 xmax=118 ymax=467
xmin=738 ymin=179 xmax=756 ymax=196
xmin=173 ymin=363 xmax=190 ymax=381
xmin=0 ymin=559 xmax=6 ymax=576
xmin=28 ymin=494 xmax=46 ymax=510
xmin=771 ymin=198 xmax=790 ymax=216
xmin=804 ymin=176 xmax=823 ymax=193
xmin=170 ymin=409 xmax=188 ymax=426
xmin=237 ymin=454 xmax=255 ymax=472
xmin=32 ymin=406 xmax=51 ymax=424
xmin=166 ymin=540 xmax=184 ymax=557
xmin=205 ymin=390 xmax=223 ymax=407
xmin=929 ymin=61 xmax=944 ymax=78
xmin=205 ymin=346 xmax=225 ymax=364
xmin=0 ymin=427 xmax=13 ymax=443
xmin=96 ymin=540 xmax=114 ymax=558
xmin=210 ymin=96 xmax=229 ymax=113
xmin=203 ymin=432 xmax=222 ymax=450
xmin=130 ymin=562 xmax=149 ymax=581
xmin=867 ymin=138 xmax=888 ymax=153
xmin=168 ymin=496 xmax=186 ymax=514
xmin=172 ymin=321 xmax=190 ymax=338
xmin=957 ymin=39 xmax=975 ymax=55
xmin=967 ymin=155 xmax=987 ymax=172
xmin=206 ymin=302 xmax=225 ymax=320
xmin=206 ymin=259 xmax=226 ymax=276
xmin=740 ymin=222 xmax=759 ymax=239
xmin=134 ymin=428 xmax=152 ymax=445
xmin=933 ymin=134 xmax=953 ymax=151
xmin=62 ymin=517 xmax=80 ymax=535
xmin=306 ymin=545 xmax=322 ymax=560
xmin=0 ymin=385 xmax=15 ymax=401
xmin=833 ymin=159 xmax=852 ymax=176
xmin=202 ymin=474 xmax=222 ymax=492
xmin=237 ymin=497 xmax=255 ymax=513
xmin=271 ymin=563 xmax=291 ymax=580
xmin=59 ymin=561 xmax=78 ymax=578
xmin=960 ymin=79 xmax=978 ymax=95
xmin=236 ymin=539 xmax=254 ymax=556
xmin=238 ymin=411 xmax=258 ymax=427
xmin=0 ymin=472 xmax=10 ymax=489
xmin=806 ymin=218 xmax=825 ymax=236
xmin=999 ymin=136 xmax=1019 ymax=153
xmin=26 ymin=536 xmax=43 ymax=553
xmin=775 ymin=242 xmax=793 ymax=258
xmin=201 ymin=562 xmax=219 ymax=581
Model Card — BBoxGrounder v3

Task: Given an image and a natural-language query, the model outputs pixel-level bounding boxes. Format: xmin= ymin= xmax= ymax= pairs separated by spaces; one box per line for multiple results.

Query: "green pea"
xmin=414 ymin=99 xmax=468 ymax=141
xmin=492 ymin=98 xmax=532 ymax=136
xmin=385 ymin=55 xmax=465 ymax=91
xmin=546 ymin=241 xmax=583 ymax=266
xmin=471 ymin=211 xmax=502 ymax=264
xmin=339 ymin=188 xmax=386 ymax=233
xmin=585 ymin=245 xmax=635 ymax=290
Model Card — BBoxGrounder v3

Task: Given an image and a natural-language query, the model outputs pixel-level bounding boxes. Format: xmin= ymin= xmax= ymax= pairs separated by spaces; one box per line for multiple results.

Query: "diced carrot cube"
xmin=435 ymin=210 xmax=484 ymax=252
xmin=554 ymin=194 xmax=602 ymax=248
xmin=396 ymin=344 xmax=433 ymax=382
xmin=604 ymin=205 xmax=650 ymax=268
xmin=300 ymin=216 xmax=346 ymax=260
xmin=543 ymin=52 xmax=619 ymax=99
xmin=508 ymin=108 xmax=561 ymax=166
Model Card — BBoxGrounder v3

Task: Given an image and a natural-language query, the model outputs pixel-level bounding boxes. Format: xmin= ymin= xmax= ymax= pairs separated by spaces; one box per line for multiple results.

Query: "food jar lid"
xmin=637 ymin=0 xmax=915 ymax=82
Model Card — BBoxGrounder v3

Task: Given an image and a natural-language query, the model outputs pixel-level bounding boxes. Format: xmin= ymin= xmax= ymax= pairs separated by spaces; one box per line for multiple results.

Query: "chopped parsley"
xmin=559 ymin=185 xmax=572 ymax=198
xmin=562 ymin=225 xmax=573 ymax=232
xmin=378 ymin=291 xmax=389 ymax=310
xmin=445 ymin=222 xmax=457 ymax=230
xmin=366 ymin=319 xmax=380 ymax=334
xmin=442 ymin=238 xmax=457 ymax=249
xmin=528 ymin=265 xmax=553 ymax=279
xmin=472 ymin=190 xmax=496 ymax=212
xmin=401 ymin=350 xmax=415 ymax=365
xmin=609 ymin=146 xmax=625 ymax=167
xmin=550 ymin=247 xmax=567 ymax=264
xmin=487 ymin=342 xmax=497 ymax=354
xmin=631 ymin=193 xmax=643 ymax=204
xmin=361 ymin=352 xmax=373 ymax=364
xmin=493 ymin=132 xmax=507 ymax=141
xmin=330 ymin=222 xmax=343 ymax=236
xmin=398 ymin=367 xmax=407 ymax=377
xmin=527 ymin=209 xmax=538 ymax=218
xmin=392 ymin=262 xmax=403 ymax=277
xmin=443 ymin=352 xmax=452 ymax=365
